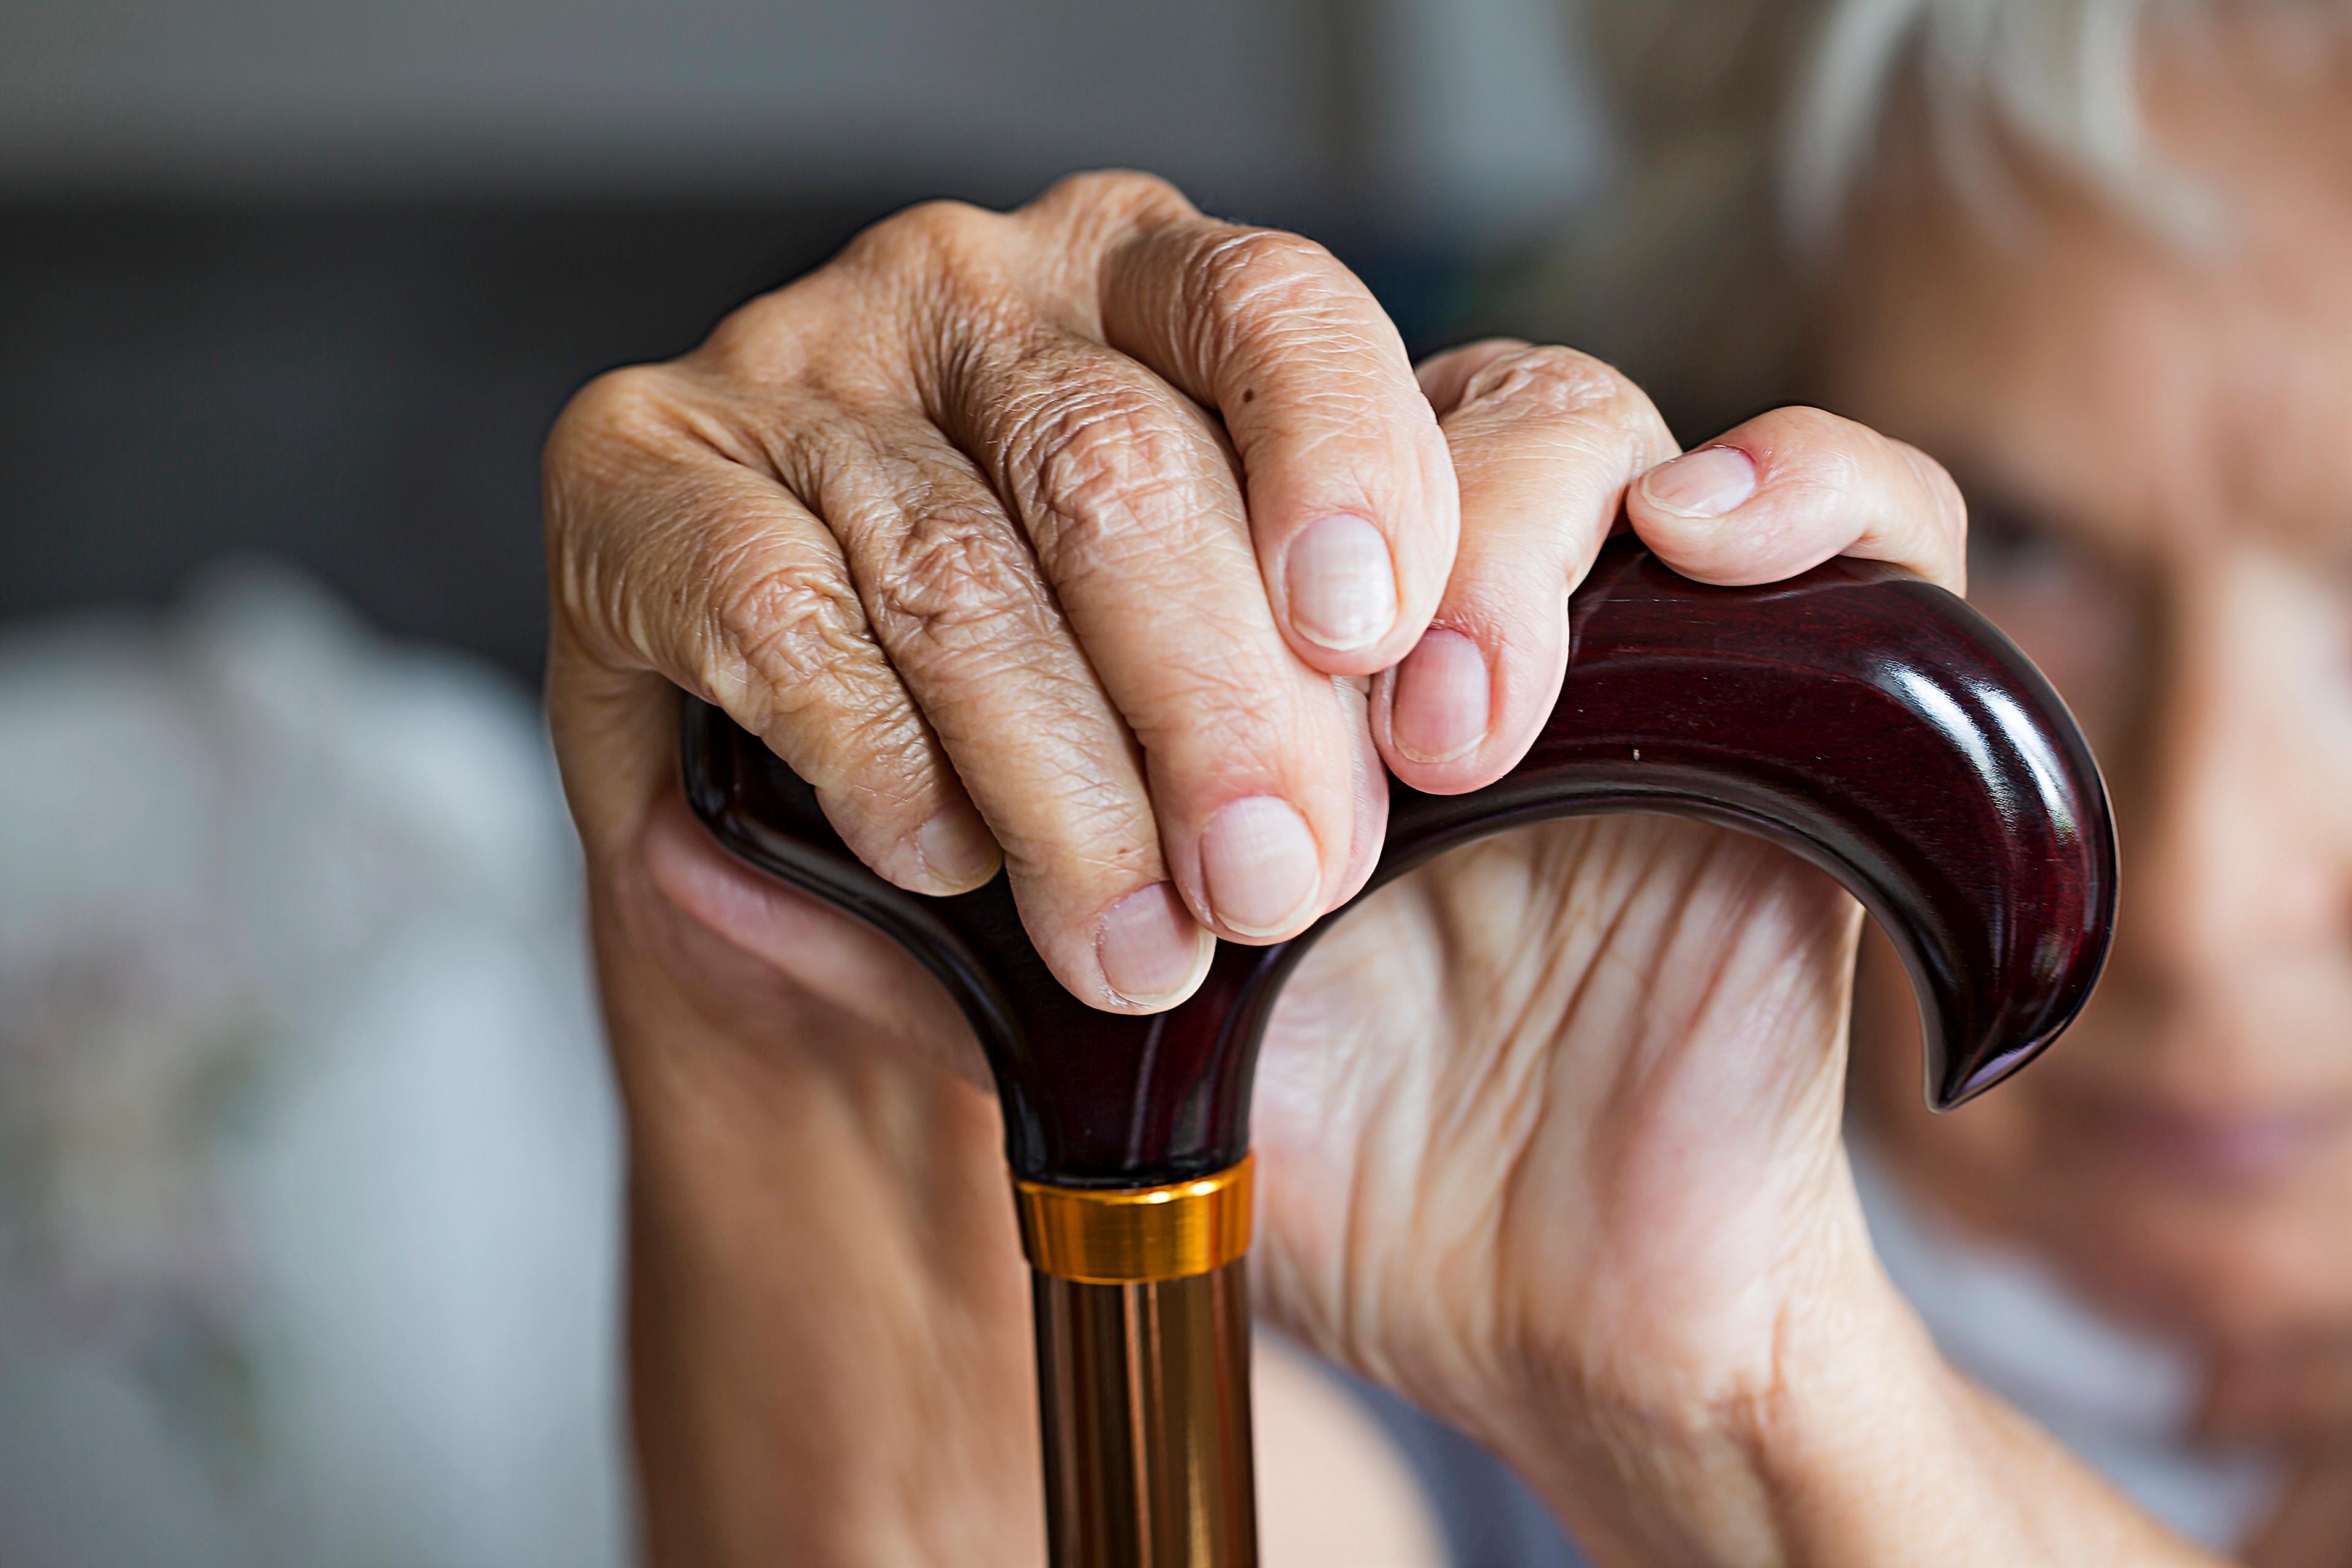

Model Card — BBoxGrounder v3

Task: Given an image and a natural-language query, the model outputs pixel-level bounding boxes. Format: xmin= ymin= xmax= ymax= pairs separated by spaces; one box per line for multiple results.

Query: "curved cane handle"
xmin=683 ymin=537 xmax=2117 ymax=1189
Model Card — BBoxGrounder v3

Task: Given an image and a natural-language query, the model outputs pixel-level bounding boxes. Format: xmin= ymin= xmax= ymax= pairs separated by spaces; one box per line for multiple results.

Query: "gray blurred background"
xmin=0 ymin=0 xmax=1607 ymax=680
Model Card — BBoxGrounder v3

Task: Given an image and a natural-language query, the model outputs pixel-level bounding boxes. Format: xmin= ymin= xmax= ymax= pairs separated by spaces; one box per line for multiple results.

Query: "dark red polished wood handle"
xmin=683 ymin=537 xmax=2117 ymax=1189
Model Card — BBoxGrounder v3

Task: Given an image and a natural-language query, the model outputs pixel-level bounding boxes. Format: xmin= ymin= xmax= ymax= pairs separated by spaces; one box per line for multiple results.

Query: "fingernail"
xmin=1199 ymin=796 xmax=1323 ymax=937
xmin=916 ymin=806 xmax=999 ymax=889
xmin=1096 ymin=883 xmax=1210 ymax=1006
xmin=1642 ymin=447 xmax=1757 ymax=519
xmin=1286 ymin=514 xmax=1398 ymax=651
xmin=1389 ymin=629 xmax=1490 ymax=764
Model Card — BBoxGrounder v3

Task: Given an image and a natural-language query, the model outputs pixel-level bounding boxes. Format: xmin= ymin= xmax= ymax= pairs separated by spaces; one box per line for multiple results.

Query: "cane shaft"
xmin=1033 ymin=1262 xmax=1257 ymax=1568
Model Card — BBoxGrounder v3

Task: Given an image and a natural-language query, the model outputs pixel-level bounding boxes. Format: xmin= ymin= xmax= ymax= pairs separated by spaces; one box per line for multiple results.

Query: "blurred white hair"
xmin=1784 ymin=0 xmax=2173 ymax=245
xmin=1493 ymin=0 xmax=2343 ymax=429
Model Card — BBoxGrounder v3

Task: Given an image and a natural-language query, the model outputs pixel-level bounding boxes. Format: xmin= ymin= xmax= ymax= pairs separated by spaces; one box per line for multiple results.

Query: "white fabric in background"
xmin=0 ymin=567 xmax=631 ymax=1568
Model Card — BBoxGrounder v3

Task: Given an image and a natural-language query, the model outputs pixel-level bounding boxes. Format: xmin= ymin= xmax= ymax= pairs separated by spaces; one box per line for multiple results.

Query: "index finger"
xmin=1044 ymin=176 xmax=1460 ymax=676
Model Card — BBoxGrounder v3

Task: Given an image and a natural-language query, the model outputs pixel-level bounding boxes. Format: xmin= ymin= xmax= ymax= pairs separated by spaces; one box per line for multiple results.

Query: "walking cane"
xmin=680 ymin=536 xmax=2118 ymax=1567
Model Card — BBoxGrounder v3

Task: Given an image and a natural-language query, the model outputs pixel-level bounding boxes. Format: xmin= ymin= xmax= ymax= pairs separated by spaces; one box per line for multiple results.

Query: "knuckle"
xmin=710 ymin=548 xmax=873 ymax=706
xmin=692 ymin=260 xmax=925 ymax=393
xmin=1189 ymin=225 xmax=1344 ymax=320
xmin=1894 ymin=441 xmax=1968 ymax=539
xmin=825 ymin=706 xmax=940 ymax=807
xmin=1032 ymin=168 xmax=1196 ymax=227
xmin=697 ymin=288 xmax=822 ymax=382
xmin=548 ymin=364 xmax=683 ymax=472
xmin=845 ymin=198 xmax=1003 ymax=276
xmin=1755 ymin=407 xmax=1888 ymax=506
xmin=1012 ymin=380 xmax=1197 ymax=577
xmin=1419 ymin=336 xmax=1528 ymax=380
xmin=542 ymin=366 xmax=695 ymax=605
xmin=828 ymin=200 xmax=1037 ymax=375
xmin=1762 ymin=404 xmax=1847 ymax=442
xmin=1460 ymin=343 xmax=1633 ymax=422
xmin=1754 ymin=404 xmax=1874 ymax=478
xmin=870 ymin=502 xmax=1047 ymax=655
xmin=1800 ymin=434 xmax=1867 ymax=497
xmin=545 ymin=370 xmax=793 ymax=589
xmin=1452 ymin=344 xmax=1678 ymax=468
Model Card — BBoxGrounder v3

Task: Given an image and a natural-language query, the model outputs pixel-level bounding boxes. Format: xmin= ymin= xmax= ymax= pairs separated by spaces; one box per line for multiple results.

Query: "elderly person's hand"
xmin=544 ymin=173 xmax=2211 ymax=1567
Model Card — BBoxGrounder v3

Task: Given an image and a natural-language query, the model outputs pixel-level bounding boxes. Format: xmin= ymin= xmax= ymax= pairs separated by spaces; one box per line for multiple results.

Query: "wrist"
xmin=599 ymin=883 xmax=1044 ymax=1567
xmin=1485 ymin=1229 xmax=1948 ymax=1567
xmin=1485 ymin=1235 xmax=2218 ymax=1568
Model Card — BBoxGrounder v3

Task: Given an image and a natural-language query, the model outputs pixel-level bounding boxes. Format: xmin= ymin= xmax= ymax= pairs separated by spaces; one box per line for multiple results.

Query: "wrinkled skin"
xmin=546 ymin=173 xmax=2203 ymax=1566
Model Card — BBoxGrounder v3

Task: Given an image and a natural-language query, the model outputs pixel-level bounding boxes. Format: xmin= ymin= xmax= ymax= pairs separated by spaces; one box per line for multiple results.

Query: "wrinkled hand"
xmin=545 ymin=173 xmax=1997 ymax=1566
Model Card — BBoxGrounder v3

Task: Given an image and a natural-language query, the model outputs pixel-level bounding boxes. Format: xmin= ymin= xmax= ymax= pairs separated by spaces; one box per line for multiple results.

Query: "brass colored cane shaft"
xmin=1019 ymin=1160 xmax=1259 ymax=1564
xmin=1033 ymin=1261 xmax=1257 ymax=1568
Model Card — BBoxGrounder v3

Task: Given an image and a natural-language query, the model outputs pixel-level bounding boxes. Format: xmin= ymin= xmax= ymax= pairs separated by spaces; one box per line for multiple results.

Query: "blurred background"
xmin=0 ymin=0 xmax=1608 ymax=679
xmin=0 ymin=4 xmax=1608 ymax=1564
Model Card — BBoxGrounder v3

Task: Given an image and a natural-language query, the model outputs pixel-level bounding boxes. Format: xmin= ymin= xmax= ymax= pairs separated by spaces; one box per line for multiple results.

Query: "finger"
xmin=938 ymin=326 xmax=1366 ymax=946
xmin=1331 ymin=675 xmax=1389 ymax=907
xmin=545 ymin=365 xmax=998 ymax=895
xmin=1373 ymin=340 xmax=1679 ymax=793
xmin=1030 ymin=173 xmax=1458 ymax=675
xmin=1625 ymin=405 xmax=1968 ymax=594
xmin=785 ymin=404 xmax=1219 ymax=1010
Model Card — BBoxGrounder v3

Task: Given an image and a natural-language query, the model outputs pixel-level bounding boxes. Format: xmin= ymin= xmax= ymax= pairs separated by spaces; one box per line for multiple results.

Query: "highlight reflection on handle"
xmin=682 ymin=537 xmax=2118 ymax=1189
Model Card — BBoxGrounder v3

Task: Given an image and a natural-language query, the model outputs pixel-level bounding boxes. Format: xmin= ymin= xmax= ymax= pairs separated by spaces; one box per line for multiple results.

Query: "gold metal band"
xmin=1014 ymin=1156 xmax=1255 ymax=1284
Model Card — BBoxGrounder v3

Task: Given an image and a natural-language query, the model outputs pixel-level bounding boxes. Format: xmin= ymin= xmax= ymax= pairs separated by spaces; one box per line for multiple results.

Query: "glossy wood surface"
xmin=683 ymin=538 xmax=2119 ymax=1189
